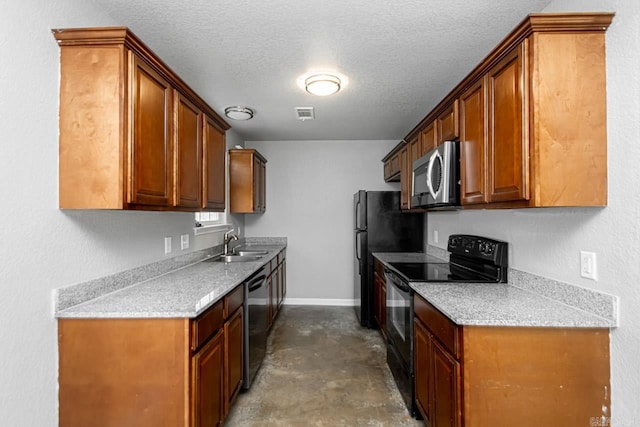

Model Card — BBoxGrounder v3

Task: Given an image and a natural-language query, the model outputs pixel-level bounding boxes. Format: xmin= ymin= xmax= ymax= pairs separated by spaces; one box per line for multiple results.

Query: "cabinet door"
xmin=224 ymin=308 xmax=243 ymax=413
xmin=460 ymin=78 xmax=488 ymax=205
xmin=129 ymin=53 xmax=173 ymax=207
xmin=414 ymin=318 xmax=432 ymax=424
xmin=258 ymin=159 xmax=266 ymax=212
xmin=380 ymin=284 xmax=386 ymax=338
xmin=192 ymin=329 xmax=224 ymax=427
xmin=420 ymin=122 xmax=436 ymax=156
xmin=277 ymin=261 xmax=285 ymax=309
xmin=373 ymin=272 xmax=382 ymax=329
xmin=281 ymin=259 xmax=287 ymax=301
xmin=437 ymin=100 xmax=460 ymax=144
xmin=267 ymin=275 xmax=275 ymax=326
xmin=432 ymin=340 xmax=461 ymax=427
xmin=399 ymin=146 xmax=410 ymax=210
xmin=203 ymin=116 xmax=225 ymax=211
xmin=487 ymin=43 xmax=529 ymax=203
xmin=175 ymin=92 xmax=202 ymax=209
xmin=252 ymin=157 xmax=261 ymax=212
xmin=272 ymin=266 xmax=280 ymax=315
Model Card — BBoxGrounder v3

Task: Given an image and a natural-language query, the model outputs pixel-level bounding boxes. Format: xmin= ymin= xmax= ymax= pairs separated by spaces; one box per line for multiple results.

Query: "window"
xmin=194 ymin=211 xmax=229 ymax=235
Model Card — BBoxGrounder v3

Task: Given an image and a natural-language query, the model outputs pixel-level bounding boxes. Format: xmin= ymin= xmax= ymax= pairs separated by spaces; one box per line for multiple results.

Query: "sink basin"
xmin=218 ymin=254 xmax=263 ymax=263
xmin=234 ymin=250 xmax=269 ymax=256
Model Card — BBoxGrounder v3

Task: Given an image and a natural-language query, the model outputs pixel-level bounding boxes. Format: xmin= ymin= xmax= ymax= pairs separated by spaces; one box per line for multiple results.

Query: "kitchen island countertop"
xmin=373 ymin=252 xmax=616 ymax=328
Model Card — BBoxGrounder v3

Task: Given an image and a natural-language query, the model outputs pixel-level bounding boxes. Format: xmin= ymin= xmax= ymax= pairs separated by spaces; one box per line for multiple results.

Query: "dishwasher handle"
xmin=247 ymin=274 xmax=267 ymax=292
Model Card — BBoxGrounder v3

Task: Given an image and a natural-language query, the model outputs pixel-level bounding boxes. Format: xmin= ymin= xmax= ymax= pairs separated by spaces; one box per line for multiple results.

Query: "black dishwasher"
xmin=242 ymin=263 xmax=270 ymax=390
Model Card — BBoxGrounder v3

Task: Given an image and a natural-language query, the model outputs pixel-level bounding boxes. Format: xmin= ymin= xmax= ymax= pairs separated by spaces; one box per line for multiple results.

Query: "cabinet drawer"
xmin=192 ymin=300 xmax=224 ymax=352
xmin=414 ymin=294 xmax=460 ymax=359
xmin=224 ymin=284 xmax=244 ymax=318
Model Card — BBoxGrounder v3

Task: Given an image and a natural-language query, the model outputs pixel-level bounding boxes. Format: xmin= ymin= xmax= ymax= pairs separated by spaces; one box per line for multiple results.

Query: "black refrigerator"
xmin=354 ymin=190 xmax=424 ymax=328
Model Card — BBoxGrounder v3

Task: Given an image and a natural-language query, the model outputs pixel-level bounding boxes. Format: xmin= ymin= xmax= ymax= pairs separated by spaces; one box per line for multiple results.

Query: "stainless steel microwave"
xmin=411 ymin=140 xmax=459 ymax=209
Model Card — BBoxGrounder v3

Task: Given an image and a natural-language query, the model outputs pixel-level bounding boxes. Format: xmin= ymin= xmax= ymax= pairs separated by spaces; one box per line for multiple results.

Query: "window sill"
xmin=193 ymin=224 xmax=232 ymax=236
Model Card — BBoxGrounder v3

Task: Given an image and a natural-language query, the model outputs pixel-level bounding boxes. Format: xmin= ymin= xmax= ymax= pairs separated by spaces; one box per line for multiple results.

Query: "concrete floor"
xmin=225 ymin=305 xmax=423 ymax=426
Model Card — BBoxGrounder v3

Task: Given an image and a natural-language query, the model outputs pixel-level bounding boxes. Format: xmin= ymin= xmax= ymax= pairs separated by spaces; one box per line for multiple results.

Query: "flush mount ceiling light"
xmin=224 ymin=106 xmax=254 ymax=121
xmin=304 ymin=74 xmax=342 ymax=96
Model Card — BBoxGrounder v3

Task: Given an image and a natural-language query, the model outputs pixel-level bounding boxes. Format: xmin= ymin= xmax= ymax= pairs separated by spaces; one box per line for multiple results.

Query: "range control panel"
xmin=447 ymin=234 xmax=508 ymax=266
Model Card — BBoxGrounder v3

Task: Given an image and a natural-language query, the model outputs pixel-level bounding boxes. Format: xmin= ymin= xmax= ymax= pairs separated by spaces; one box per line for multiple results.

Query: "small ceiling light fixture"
xmin=305 ymin=74 xmax=342 ymax=96
xmin=224 ymin=106 xmax=254 ymax=121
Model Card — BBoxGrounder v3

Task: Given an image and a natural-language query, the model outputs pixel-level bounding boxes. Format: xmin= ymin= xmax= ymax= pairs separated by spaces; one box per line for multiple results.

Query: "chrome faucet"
xmin=224 ymin=229 xmax=239 ymax=255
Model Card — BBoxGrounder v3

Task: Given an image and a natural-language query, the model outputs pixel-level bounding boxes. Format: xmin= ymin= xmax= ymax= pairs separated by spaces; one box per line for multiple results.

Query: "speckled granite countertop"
xmin=374 ymin=252 xmax=616 ymax=328
xmin=55 ymin=241 xmax=286 ymax=319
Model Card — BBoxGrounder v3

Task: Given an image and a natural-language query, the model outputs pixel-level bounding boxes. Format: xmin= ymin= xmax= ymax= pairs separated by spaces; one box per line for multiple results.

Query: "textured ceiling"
xmin=90 ymin=0 xmax=552 ymax=141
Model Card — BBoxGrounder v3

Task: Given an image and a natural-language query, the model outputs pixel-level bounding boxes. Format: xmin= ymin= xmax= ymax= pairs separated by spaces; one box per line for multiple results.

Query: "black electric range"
xmin=389 ymin=234 xmax=509 ymax=284
xmin=384 ymin=234 xmax=508 ymax=419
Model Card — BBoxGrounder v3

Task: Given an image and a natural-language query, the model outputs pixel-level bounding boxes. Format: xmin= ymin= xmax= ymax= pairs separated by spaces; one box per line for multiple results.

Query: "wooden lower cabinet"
xmin=193 ymin=329 xmax=225 ymax=427
xmin=58 ymin=284 xmax=245 ymax=427
xmin=413 ymin=294 xmax=611 ymax=427
xmin=432 ymin=340 xmax=461 ymax=427
xmin=268 ymin=250 xmax=287 ymax=327
xmin=373 ymin=259 xmax=387 ymax=337
xmin=414 ymin=318 xmax=432 ymax=424
xmin=224 ymin=307 xmax=244 ymax=415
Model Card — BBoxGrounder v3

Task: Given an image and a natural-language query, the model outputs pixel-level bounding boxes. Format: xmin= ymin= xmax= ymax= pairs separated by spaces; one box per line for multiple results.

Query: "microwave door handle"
xmin=426 ymin=152 xmax=437 ymax=200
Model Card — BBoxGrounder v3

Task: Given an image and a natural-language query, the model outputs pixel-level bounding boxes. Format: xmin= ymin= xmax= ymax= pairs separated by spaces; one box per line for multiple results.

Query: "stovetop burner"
xmin=388 ymin=261 xmax=497 ymax=282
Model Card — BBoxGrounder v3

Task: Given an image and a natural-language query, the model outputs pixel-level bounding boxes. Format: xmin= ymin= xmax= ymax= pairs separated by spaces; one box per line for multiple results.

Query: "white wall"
xmin=426 ymin=1 xmax=639 ymax=423
xmin=243 ymin=140 xmax=399 ymax=303
xmin=0 ymin=1 xmax=234 ymax=424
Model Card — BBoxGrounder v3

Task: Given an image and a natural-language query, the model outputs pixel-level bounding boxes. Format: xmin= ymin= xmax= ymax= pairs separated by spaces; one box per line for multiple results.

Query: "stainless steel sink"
xmin=218 ymin=254 xmax=263 ymax=263
xmin=233 ymin=250 xmax=269 ymax=256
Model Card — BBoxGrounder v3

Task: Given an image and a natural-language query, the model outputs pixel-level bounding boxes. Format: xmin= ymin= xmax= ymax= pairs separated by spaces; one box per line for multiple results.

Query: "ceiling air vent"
xmin=295 ymin=107 xmax=315 ymax=121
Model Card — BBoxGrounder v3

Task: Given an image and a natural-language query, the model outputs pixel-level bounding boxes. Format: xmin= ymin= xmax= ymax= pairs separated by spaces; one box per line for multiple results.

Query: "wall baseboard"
xmin=283 ymin=298 xmax=355 ymax=307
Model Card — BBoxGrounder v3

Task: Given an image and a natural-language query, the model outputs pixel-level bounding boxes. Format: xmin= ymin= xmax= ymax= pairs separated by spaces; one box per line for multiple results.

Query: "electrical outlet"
xmin=580 ymin=251 xmax=597 ymax=280
xmin=181 ymin=234 xmax=189 ymax=250
xmin=164 ymin=237 xmax=172 ymax=254
xmin=434 ymin=230 xmax=439 ymax=243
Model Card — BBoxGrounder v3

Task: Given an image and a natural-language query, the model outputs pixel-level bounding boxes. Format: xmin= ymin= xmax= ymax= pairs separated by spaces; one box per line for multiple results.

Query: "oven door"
xmin=385 ymin=268 xmax=418 ymax=417
xmin=385 ymin=269 xmax=412 ymax=370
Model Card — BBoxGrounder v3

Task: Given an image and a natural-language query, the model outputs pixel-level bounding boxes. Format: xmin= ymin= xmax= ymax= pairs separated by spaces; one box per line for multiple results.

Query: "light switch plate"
xmin=164 ymin=237 xmax=172 ymax=254
xmin=580 ymin=251 xmax=597 ymax=280
xmin=181 ymin=234 xmax=189 ymax=250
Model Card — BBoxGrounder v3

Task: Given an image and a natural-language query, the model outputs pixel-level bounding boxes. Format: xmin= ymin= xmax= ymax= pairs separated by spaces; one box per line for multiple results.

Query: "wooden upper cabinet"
xmin=174 ymin=91 xmax=203 ymax=209
xmin=382 ymin=141 xmax=404 ymax=182
xmin=459 ymin=78 xmax=488 ymax=205
xmin=386 ymin=13 xmax=612 ymax=209
xmin=203 ymin=116 xmax=226 ymax=211
xmin=419 ymin=122 xmax=436 ymax=156
xmin=399 ymin=145 xmax=410 ymax=210
xmin=129 ymin=54 xmax=174 ymax=207
xmin=53 ymin=27 xmax=230 ymax=210
xmin=229 ymin=149 xmax=267 ymax=213
xmin=487 ymin=42 xmax=529 ymax=203
xmin=253 ymin=156 xmax=266 ymax=213
xmin=436 ymin=100 xmax=460 ymax=144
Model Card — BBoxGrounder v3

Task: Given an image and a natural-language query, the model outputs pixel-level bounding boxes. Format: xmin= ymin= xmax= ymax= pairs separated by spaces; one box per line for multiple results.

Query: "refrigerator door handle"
xmin=355 ymin=231 xmax=363 ymax=262
xmin=355 ymin=199 xmax=362 ymax=230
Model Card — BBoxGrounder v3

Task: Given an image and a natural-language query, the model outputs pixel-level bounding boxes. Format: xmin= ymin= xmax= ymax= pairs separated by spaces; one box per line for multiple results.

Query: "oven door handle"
xmin=384 ymin=268 xmax=411 ymax=292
